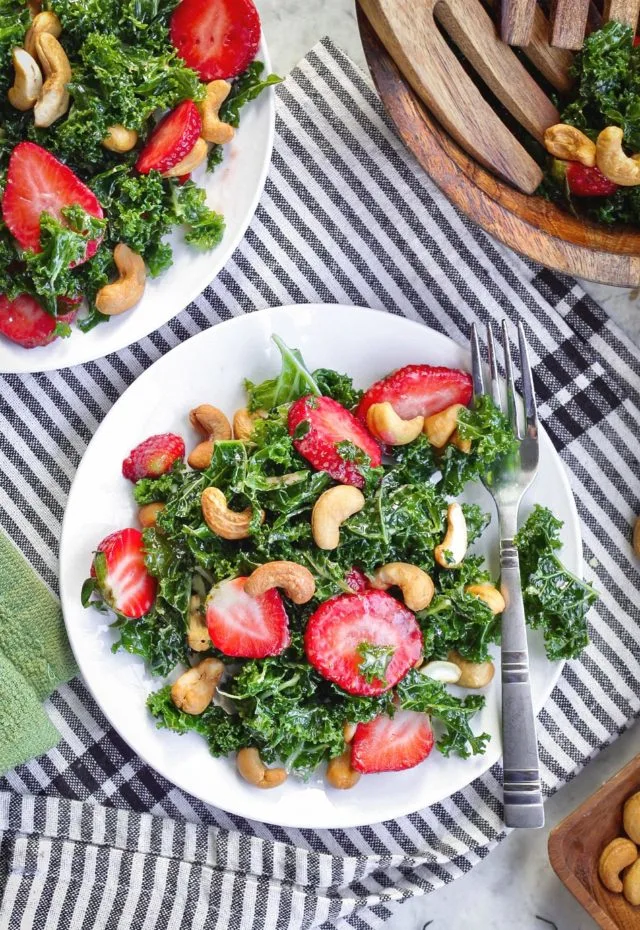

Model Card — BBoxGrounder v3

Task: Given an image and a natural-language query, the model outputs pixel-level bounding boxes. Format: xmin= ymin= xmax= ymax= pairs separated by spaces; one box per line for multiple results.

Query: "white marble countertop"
xmin=259 ymin=4 xmax=640 ymax=927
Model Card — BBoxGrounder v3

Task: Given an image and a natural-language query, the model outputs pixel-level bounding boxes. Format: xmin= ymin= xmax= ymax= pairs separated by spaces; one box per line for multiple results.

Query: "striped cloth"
xmin=0 ymin=38 xmax=639 ymax=930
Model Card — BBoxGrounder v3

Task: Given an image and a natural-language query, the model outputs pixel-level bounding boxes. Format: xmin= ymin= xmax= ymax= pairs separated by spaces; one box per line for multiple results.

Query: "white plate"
xmin=0 ymin=37 xmax=275 ymax=375
xmin=59 ymin=305 xmax=580 ymax=828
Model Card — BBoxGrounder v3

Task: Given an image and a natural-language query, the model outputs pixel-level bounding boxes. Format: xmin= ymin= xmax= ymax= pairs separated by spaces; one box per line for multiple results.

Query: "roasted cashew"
xmin=419 ymin=660 xmax=462 ymax=684
xmin=466 ymin=582 xmax=505 ymax=615
xmin=236 ymin=747 xmax=287 ymax=789
xmin=311 ymin=485 xmax=365 ymax=550
xmin=424 ymin=404 xmax=466 ymax=449
xmin=102 ymin=124 xmax=138 ymax=153
xmin=434 ymin=502 xmax=467 ymax=568
xmin=596 ymin=126 xmax=640 ymax=186
xmin=233 ymin=407 xmax=265 ymax=441
xmin=543 ymin=124 xmax=596 ymax=167
xmin=138 ymin=502 xmax=165 ymax=528
xmin=598 ymin=837 xmax=638 ymax=893
xmin=343 ymin=721 xmax=357 ymax=743
xmin=326 ymin=749 xmax=361 ymax=790
xmin=163 ymin=137 xmax=208 ymax=177
xmin=187 ymin=594 xmax=210 ymax=652
xmin=33 ymin=32 xmax=70 ymax=128
xmin=366 ymin=402 xmax=424 ymax=445
xmin=244 ymin=560 xmax=316 ymax=604
xmin=450 ymin=430 xmax=471 ymax=454
xmin=170 ymin=657 xmax=224 ymax=715
xmin=8 ymin=47 xmax=42 ymax=111
xmin=371 ymin=562 xmax=434 ymax=611
xmin=201 ymin=486 xmax=264 ymax=540
xmin=198 ymin=80 xmax=235 ymax=144
xmin=95 ymin=243 xmax=146 ymax=316
xmin=188 ymin=404 xmax=232 ymax=470
xmin=624 ymin=792 xmax=640 ymax=844
xmin=25 ymin=10 xmax=61 ymax=59
xmin=448 ymin=650 xmax=495 ymax=689
xmin=28 ymin=0 xmax=42 ymax=17
xmin=623 ymin=858 xmax=640 ymax=905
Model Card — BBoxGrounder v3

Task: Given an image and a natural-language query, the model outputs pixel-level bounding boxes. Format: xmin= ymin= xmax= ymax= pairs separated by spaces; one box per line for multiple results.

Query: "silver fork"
xmin=470 ymin=319 xmax=544 ymax=829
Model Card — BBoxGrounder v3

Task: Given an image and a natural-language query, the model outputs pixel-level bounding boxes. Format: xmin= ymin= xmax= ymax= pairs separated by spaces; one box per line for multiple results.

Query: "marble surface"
xmin=259 ymin=4 xmax=640 ymax=927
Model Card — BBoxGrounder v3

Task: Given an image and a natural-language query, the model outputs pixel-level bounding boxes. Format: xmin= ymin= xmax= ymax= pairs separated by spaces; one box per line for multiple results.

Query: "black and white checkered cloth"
xmin=0 ymin=39 xmax=638 ymax=930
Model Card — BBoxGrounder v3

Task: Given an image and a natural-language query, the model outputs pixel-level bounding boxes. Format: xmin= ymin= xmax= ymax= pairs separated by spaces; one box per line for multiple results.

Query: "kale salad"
xmin=0 ymin=0 xmax=279 ymax=348
xmin=83 ymin=337 xmax=597 ymax=786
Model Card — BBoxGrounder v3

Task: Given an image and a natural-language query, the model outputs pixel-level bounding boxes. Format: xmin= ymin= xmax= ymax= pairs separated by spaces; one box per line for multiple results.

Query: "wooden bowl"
xmin=548 ymin=754 xmax=640 ymax=929
xmin=357 ymin=8 xmax=640 ymax=287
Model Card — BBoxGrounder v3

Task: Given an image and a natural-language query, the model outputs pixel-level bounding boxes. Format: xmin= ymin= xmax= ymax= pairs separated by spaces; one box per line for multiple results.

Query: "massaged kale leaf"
xmin=147 ymin=685 xmax=248 ymax=756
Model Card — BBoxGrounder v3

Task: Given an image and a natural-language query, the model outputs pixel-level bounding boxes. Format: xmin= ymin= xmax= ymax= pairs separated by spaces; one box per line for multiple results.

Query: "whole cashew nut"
xmin=448 ymin=650 xmax=495 ymax=689
xmin=95 ymin=243 xmax=146 ymax=316
xmin=371 ymin=562 xmax=434 ymax=611
xmin=623 ymin=858 xmax=640 ymax=905
xmin=170 ymin=657 xmax=224 ymax=715
xmin=138 ymin=501 xmax=165 ymax=528
xmin=198 ymin=80 xmax=235 ymax=144
xmin=236 ymin=747 xmax=287 ymax=789
xmin=596 ymin=126 xmax=640 ymax=186
xmin=8 ymin=47 xmax=42 ymax=111
xmin=450 ymin=430 xmax=471 ymax=454
xmin=311 ymin=485 xmax=365 ymax=550
xmin=102 ymin=124 xmax=138 ymax=153
xmin=326 ymin=748 xmax=361 ymax=789
xmin=543 ymin=124 xmax=596 ymax=167
xmin=624 ymin=792 xmax=640 ymax=844
xmin=366 ymin=401 xmax=424 ymax=445
xmin=188 ymin=404 xmax=232 ymax=470
xmin=33 ymin=32 xmax=70 ymax=128
xmin=244 ymin=560 xmax=316 ymax=604
xmin=25 ymin=10 xmax=61 ymax=59
xmin=201 ymin=486 xmax=264 ymax=540
xmin=465 ymin=583 xmax=505 ymax=615
xmin=419 ymin=660 xmax=462 ymax=684
xmin=187 ymin=594 xmax=211 ymax=652
xmin=163 ymin=137 xmax=208 ymax=177
xmin=424 ymin=404 xmax=466 ymax=449
xmin=233 ymin=407 xmax=263 ymax=441
xmin=343 ymin=721 xmax=357 ymax=743
xmin=434 ymin=502 xmax=467 ymax=568
xmin=598 ymin=837 xmax=638 ymax=893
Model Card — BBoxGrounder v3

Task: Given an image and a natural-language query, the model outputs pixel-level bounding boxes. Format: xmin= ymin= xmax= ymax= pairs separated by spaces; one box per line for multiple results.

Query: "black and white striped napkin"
xmin=0 ymin=39 xmax=639 ymax=930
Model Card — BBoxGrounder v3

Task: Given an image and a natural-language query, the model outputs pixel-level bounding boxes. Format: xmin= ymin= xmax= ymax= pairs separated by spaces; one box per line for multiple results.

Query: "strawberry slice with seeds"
xmin=170 ymin=0 xmax=261 ymax=81
xmin=90 ymin=528 xmax=156 ymax=619
xmin=122 ymin=433 xmax=185 ymax=482
xmin=2 ymin=142 xmax=104 ymax=260
xmin=565 ymin=161 xmax=618 ymax=198
xmin=345 ymin=567 xmax=370 ymax=593
xmin=205 ymin=576 xmax=290 ymax=657
xmin=136 ymin=100 xmax=202 ymax=175
xmin=304 ymin=589 xmax=423 ymax=696
xmin=288 ymin=395 xmax=381 ymax=488
xmin=351 ymin=710 xmax=434 ymax=774
xmin=0 ymin=294 xmax=75 ymax=348
xmin=357 ymin=365 xmax=473 ymax=422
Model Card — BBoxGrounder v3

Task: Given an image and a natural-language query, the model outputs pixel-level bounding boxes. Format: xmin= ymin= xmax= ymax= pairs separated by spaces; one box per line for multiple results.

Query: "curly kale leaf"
xmin=245 ymin=335 xmax=322 ymax=411
xmin=312 ymin=368 xmax=363 ymax=410
xmin=396 ymin=670 xmax=490 ymax=758
xmin=356 ymin=642 xmax=395 ymax=685
xmin=169 ymin=180 xmax=225 ymax=250
xmin=147 ymin=685 xmax=248 ymax=756
xmin=516 ymin=505 xmax=596 ymax=660
xmin=0 ymin=3 xmax=30 ymax=96
xmin=134 ymin=461 xmax=188 ymax=505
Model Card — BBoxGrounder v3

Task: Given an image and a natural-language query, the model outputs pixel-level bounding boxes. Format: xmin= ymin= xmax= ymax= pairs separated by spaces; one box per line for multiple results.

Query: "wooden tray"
xmin=548 ymin=754 xmax=640 ymax=929
xmin=357 ymin=8 xmax=640 ymax=287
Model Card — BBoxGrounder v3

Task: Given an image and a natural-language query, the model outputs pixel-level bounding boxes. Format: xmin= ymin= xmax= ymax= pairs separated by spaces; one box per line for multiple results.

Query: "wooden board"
xmin=548 ymin=754 xmax=640 ymax=929
xmin=357 ymin=7 xmax=640 ymax=287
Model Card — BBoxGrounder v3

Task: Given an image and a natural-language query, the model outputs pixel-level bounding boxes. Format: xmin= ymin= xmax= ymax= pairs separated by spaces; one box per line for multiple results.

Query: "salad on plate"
xmin=82 ymin=336 xmax=597 ymax=789
xmin=0 ymin=0 xmax=279 ymax=349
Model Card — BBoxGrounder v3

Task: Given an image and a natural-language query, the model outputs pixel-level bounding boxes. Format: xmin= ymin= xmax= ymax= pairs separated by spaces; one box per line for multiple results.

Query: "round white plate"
xmin=0 ymin=37 xmax=275 ymax=375
xmin=59 ymin=305 xmax=580 ymax=828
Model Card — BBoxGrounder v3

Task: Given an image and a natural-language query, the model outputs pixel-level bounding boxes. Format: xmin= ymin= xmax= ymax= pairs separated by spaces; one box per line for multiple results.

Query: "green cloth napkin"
xmin=0 ymin=532 xmax=77 ymax=774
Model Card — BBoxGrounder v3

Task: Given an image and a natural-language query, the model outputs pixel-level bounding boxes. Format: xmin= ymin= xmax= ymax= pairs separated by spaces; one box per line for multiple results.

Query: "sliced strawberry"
xmin=136 ymin=101 xmax=202 ymax=175
xmin=351 ymin=709 xmax=434 ymax=774
xmin=122 ymin=433 xmax=185 ymax=482
xmin=304 ymin=589 xmax=422 ymax=696
xmin=345 ymin=567 xmax=370 ymax=593
xmin=2 ymin=142 xmax=104 ymax=261
xmin=357 ymin=365 xmax=473 ymax=422
xmin=288 ymin=395 xmax=381 ymax=488
xmin=205 ymin=576 xmax=290 ymax=657
xmin=0 ymin=294 xmax=75 ymax=349
xmin=170 ymin=0 xmax=261 ymax=81
xmin=90 ymin=528 xmax=156 ymax=619
xmin=565 ymin=161 xmax=618 ymax=198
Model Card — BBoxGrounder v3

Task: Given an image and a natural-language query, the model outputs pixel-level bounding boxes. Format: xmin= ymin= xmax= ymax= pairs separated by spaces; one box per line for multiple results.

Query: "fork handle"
xmin=500 ymin=537 xmax=545 ymax=828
